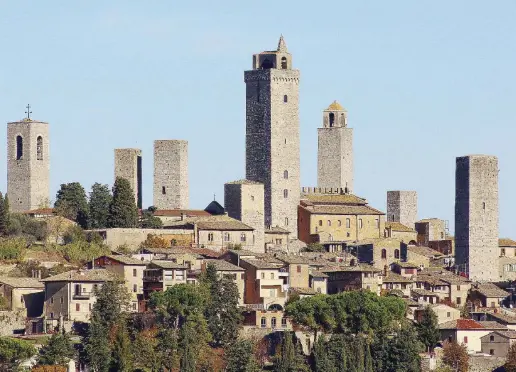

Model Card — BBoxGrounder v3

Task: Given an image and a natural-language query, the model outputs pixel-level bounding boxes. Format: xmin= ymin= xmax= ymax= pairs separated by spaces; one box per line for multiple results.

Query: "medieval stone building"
xmin=114 ymin=148 xmax=142 ymax=209
xmin=386 ymin=191 xmax=417 ymax=229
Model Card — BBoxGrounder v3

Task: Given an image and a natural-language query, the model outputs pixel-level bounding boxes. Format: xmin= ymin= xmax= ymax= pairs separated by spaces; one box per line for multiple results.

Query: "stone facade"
xmin=114 ymin=148 xmax=142 ymax=209
xmin=317 ymin=101 xmax=353 ymax=192
xmin=386 ymin=191 xmax=417 ymax=228
xmin=224 ymin=180 xmax=265 ymax=253
xmin=7 ymin=119 xmax=50 ymax=212
xmin=245 ymin=36 xmax=300 ymax=235
xmin=153 ymin=140 xmax=188 ymax=209
xmin=455 ymin=155 xmax=499 ymax=281
xmin=415 ymin=218 xmax=447 ymax=245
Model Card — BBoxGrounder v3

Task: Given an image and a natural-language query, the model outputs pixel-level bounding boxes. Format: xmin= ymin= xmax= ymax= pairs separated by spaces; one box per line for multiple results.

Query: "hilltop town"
xmin=0 ymin=36 xmax=513 ymax=372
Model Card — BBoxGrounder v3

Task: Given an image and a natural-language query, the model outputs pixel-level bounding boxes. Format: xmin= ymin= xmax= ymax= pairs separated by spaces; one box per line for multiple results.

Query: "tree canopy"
xmin=0 ymin=337 xmax=37 ymax=370
xmin=416 ymin=305 xmax=440 ymax=351
xmin=54 ymin=182 xmax=89 ymax=228
xmin=107 ymin=177 xmax=138 ymax=228
xmin=38 ymin=331 xmax=76 ymax=366
xmin=89 ymin=183 xmax=112 ymax=229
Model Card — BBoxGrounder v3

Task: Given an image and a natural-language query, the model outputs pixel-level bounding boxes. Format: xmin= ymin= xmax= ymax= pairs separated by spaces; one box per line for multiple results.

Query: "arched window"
xmin=381 ymin=249 xmax=387 ymax=259
xmin=346 ymin=218 xmax=350 ymax=228
xmin=16 ymin=135 xmax=23 ymax=160
xmin=271 ymin=317 xmax=277 ymax=329
xmin=162 ymin=186 xmax=166 ymax=195
xmin=284 ymin=170 xmax=288 ymax=179
xmin=327 ymin=220 xmax=331 ymax=226
xmin=283 ymin=189 xmax=288 ymax=198
xmin=283 ymin=95 xmax=288 ymax=103
xmin=261 ymin=317 xmax=266 ymax=328
xmin=338 ymin=220 xmax=342 ymax=227
xmin=391 ymin=214 xmax=395 ymax=221
xmin=394 ymin=249 xmax=400 ymax=259
xmin=37 ymin=136 xmax=43 ymax=160
xmin=329 ymin=113 xmax=335 ymax=127
xmin=319 ymin=220 xmax=323 ymax=226
xmin=281 ymin=57 xmax=287 ymax=69
xmin=261 ymin=58 xmax=273 ymax=69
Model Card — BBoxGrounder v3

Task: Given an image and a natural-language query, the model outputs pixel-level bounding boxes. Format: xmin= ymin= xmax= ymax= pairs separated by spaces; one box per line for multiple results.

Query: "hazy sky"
xmin=1 ymin=1 xmax=515 ymax=236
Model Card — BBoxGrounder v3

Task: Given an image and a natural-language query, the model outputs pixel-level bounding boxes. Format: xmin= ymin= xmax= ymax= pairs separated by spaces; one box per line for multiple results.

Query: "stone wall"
xmin=387 ymin=191 xmax=417 ymax=228
xmin=114 ymin=148 xmax=142 ymax=209
xmin=455 ymin=155 xmax=499 ymax=281
xmin=94 ymin=228 xmax=193 ymax=250
xmin=7 ymin=120 xmax=50 ymax=212
xmin=0 ymin=310 xmax=26 ymax=336
xmin=153 ymin=140 xmax=189 ymax=209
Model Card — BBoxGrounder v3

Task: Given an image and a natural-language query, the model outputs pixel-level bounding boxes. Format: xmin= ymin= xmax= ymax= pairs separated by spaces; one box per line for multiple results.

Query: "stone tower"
xmin=153 ymin=140 xmax=188 ymax=210
xmin=455 ymin=155 xmax=499 ymax=281
xmin=7 ymin=117 xmax=50 ymax=212
xmin=114 ymin=148 xmax=142 ymax=209
xmin=224 ymin=180 xmax=265 ymax=253
xmin=317 ymin=101 xmax=353 ymax=192
xmin=387 ymin=191 xmax=418 ymax=228
xmin=245 ymin=36 xmax=300 ymax=234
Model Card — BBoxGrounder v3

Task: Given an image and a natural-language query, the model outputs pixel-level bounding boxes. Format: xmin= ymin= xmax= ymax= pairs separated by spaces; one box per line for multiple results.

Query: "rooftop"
xmin=290 ymin=287 xmax=318 ymax=295
xmin=300 ymin=193 xmax=368 ymax=205
xmin=407 ymin=245 xmax=443 ymax=258
xmin=149 ymin=260 xmax=188 ymax=270
xmin=500 ymin=238 xmax=516 ymax=247
xmin=41 ymin=269 xmax=119 ymax=283
xmin=309 ymin=271 xmax=329 ymax=278
xmin=383 ymin=272 xmax=413 ymax=283
xmin=153 ymin=209 xmax=211 ymax=217
xmin=204 ymin=259 xmax=244 ymax=271
xmin=491 ymin=330 xmax=516 ymax=339
xmin=439 ymin=319 xmax=484 ymax=330
xmin=385 ymin=221 xmax=416 ymax=233
xmin=102 ymin=255 xmax=147 ymax=266
xmin=300 ymin=204 xmax=384 ymax=216
xmin=321 ymin=264 xmax=382 ymax=273
xmin=225 ymin=179 xmax=263 ymax=185
xmin=478 ymin=321 xmax=507 ymax=330
xmin=0 ymin=277 xmax=44 ymax=289
xmin=412 ymin=288 xmax=440 ymax=297
xmin=326 ymin=100 xmax=346 ymax=111
xmin=473 ymin=283 xmax=510 ymax=298
xmin=241 ymin=258 xmax=284 ymax=270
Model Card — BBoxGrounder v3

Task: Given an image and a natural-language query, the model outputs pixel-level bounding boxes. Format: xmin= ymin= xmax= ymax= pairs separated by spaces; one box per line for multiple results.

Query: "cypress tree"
xmin=107 ymin=177 xmax=138 ymax=228
xmin=54 ymin=182 xmax=90 ymax=228
xmin=416 ymin=305 xmax=440 ymax=352
xmin=110 ymin=322 xmax=134 ymax=372
xmin=313 ymin=336 xmax=335 ymax=372
xmin=89 ymin=183 xmax=112 ymax=229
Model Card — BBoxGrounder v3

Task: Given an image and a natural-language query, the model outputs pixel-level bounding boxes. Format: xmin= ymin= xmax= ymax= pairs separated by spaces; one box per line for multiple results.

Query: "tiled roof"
xmin=321 ymin=264 xmax=382 ymax=273
xmin=300 ymin=193 xmax=368 ymax=205
xmin=473 ymin=283 xmax=510 ymax=298
xmin=411 ymin=288 xmax=439 ymax=297
xmin=290 ymin=287 xmax=318 ymax=295
xmin=275 ymin=255 xmax=311 ymax=265
xmin=418 ymin=270 xmax=471 ymax=285
xmin=478 ymin=321 xmax=507 ymax=330
xmin=487 ymin=312 xmax=516 ymax=324
xmin=385 ymin=222 xmax=416 ymax=232
xmin=241 ymin=258 xmax=283 ymax=270
xmin=150 ymin=261 xmax=188 ymax=270
xmin=204 ymin=259 xmax=244 ymax=271
xmin=407 ymin=245 xmax=443 ymax=258
xmin=265 ymin=226 xmax=290 ymax=234
xmin=0 ymin=277 xmax=44 ymax=288
xmin=301 ymin=204 xmax=384 ymax=216
xmin=41 ymin=269 xmax=119 ymax=282
xmin=383 ymin=272 xmax=413 ymax=283
xmin=153 ymin=209 xmax=211 ymax=217
xmin=104 ymin=255 xmax=147 ymax=266
xmin=195 ymin=216 xmax=254 ymax=231
xmin=439 ymin=319 xmax=484 ymax=330
xmin=310 ymin=271 xmax=329 ymax=278
xmin=493 ymin=330 xmax=516 ymax=339
xmin=499 ymin=238 xmax=516 ymax=247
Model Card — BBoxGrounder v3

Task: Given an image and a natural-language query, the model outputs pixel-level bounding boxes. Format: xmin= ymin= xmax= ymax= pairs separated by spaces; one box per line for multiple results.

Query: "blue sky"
xmin=1 ymin=1 xmax=515 ymax=236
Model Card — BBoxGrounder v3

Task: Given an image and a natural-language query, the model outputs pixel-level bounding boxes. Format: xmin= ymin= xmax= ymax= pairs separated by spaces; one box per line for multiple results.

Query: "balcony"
xmin=73 ymin=292 xmax=91 ymax=300
xmin=143 ymin=276 xmax=163 ymax=282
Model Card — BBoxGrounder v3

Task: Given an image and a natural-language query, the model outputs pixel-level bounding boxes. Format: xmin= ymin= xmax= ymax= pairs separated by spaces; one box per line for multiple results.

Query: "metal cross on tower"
xmin=25 ymin=104 xmax=32 ymax=120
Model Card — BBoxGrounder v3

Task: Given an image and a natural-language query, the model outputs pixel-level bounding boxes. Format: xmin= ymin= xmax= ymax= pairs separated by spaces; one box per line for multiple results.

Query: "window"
xmin=359 ymin=219 xmax=363 ymax=229
xmin=381 ymin=249 xmax=387 ymax=259
xmin=491 ymin=302 xmax=496 ymax=308
xmin=281 ymin=317 xmax=287 ymax=328
xmin=391 ymin=214 xmax=395 ymax=222
xmin=132 ymin=303 xmax=137 ymax=311
xmin=261 ymin=317 xmax=266 ymax=328
xmin=270 ymin=273 xmax=274 ymax=279
xmin=251 ymin=195 xmax=255 ymax=201
xmin=285 ymin=217 xmax=288 ymax=226
xmin=297 ymin=265 xmax=301 ymax=273
xmin=327 ymin=220 xmax=331 ymax=226
xmin=74 ymin=284 xmax=81 ymax=296
xmin=269 ymin=289 xmax=275 ymax=297
xmin=16 ymin=135 xmax=23 ymax=160
xmin=283 ymin=95 xmax=288 ymax=103
xmin=162 ymin=186 xmax=166 ymax=195
xmin=241 ymin=273 xmax=245 ymax=280
xmin=329 ymin=113 xmax=335 ymax=127
xmin=60 ymin=297 xmax=64 ymax=304
xmin=284 ymin=170 xmax=288 ymax=179
xmin=20 ymin=296 xmax=24 ymax=303
xmin=457 ymin=285 xmax=461 ymax=291
xmin=456 ymin=297 xmax=461 ymax=305
xmin=276 ymin=238 xmax=282 ymax=245
xmin=271 ymin=317 xmax=277 ymax=329
xmin=241 ymin=233 xmax=246 ymax=242
xmin=328 ymin=234 xmax=333 ymax=241
xmin=338 ymin=220 xmax=342 ymax=227
xmin=284 ymin=138 xmax=287 ymax=144
xmin=50 ymin=312 xmax=54 ymax=319
xmin=441 ymin=232 xmax=444 ymax=239
xmin=490 ymin=335 xmax=495 ymax=342
xmin=37 ymin=136 xmax=43 ymax=160
xmin=133 ymin=284 xmax=137 ymax=293
xmin=447 ymin=312 xmax=451 ymax=318
xmin=76 ymin=303 xmax=80 ymax=312
xmin=50 ymin=297 xmax=54 ymax=304
xmin=283 ymin=189 xmax=288 ymax=198
xmin=208 ymin=233 xmax=214 ymax=242
xmin=501 ymin=248 xmax=506 ymax=256
xmin=394 ymin=249 xmax=400 ymax=259
xmin=319 ymin=220 xmax=323 ymax=226
xmin=375 ymin=219 xmax=379 ymax=228
xmin=483 ymin=202 xmax=486 ymax=210
xmin=463 ymin=336 xmax=468 ymax=344
xmin=261 ymin=273 xmax=265 ymax=279
xmin=133 ymin=269 xmax=137 ymax=277
xmin=224 ymin=232 xmax=230 ymax=242
xmin=89 ymin=303 xmax=92 ymax=311
xmin=346 ymin=218 xmax=350 ymax=228
xmin=281 ymin=56 xmax=287 ymax=69
xmin=490 ymin=349 xmax=494 ymax=355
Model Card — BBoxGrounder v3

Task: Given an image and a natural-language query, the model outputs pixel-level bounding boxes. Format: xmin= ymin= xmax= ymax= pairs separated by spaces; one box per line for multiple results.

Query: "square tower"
xmin=153 ymin=140 xmax=188 ymax=210
xmin=317 ymin=101 xmax=353 ymax=192
xmin=7 ymin=118 xmax=50 ymax=212
xmin=114 ymin=148 xmax=142 ymax=209
xmin=455 ymin=155 xmax=499 ymax=281
xmin=224 ymin=180 xmax=265 ymax=253
xmin=387 ymin=191 xmax=418 ymax=228
xmin=245 ymin=36 xmax=300 ymax=234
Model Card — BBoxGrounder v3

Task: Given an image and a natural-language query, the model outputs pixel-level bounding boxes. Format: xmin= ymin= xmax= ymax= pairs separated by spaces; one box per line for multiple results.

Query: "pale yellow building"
xmin=0 ymin=277 xmax=44 ymax=317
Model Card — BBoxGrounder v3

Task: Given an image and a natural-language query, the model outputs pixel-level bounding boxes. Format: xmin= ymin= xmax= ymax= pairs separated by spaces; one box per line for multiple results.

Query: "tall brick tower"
xmin=114 ymin=148 xmax=142 ymax=209
xmin=7 ymin=112 xmax=50 ymax=212
xmin=153 ymin=140 xmax=188 ymax=210
xmin=455 ymin=155 xmax=499 ymax=281
xmin=317 ymin=101 xmax=353 ymax=192
xmin=245 ymin=36 xmax=300 ymax=234
xmin=387 ymin=191 xmax=418 ymax=228
xmin=224 ymin=180 xmax=265 ymax=253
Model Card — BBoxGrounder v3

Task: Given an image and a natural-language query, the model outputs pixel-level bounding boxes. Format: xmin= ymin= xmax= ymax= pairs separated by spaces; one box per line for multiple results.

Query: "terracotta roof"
xmin=153 ymin=209 xmax=211 ymax=217
xmin=290 ymin=287 xmax=318 ymax=295
xmin=326 ymin=100 xmax=345 ymax=111
xmin=41 ymin=269 xmax=119 ymax=282
xmin=385 ymin=222 xmax=416 ymax=233
xmin=403 ymin=298 xmax=419 ymax=306
xmin=300 ymin=193 xmax=367 ymax=205
xmin=301 ymin=204 xmax=384 ymax=216
xmin=204 ymin=259 xmax=244 ymax=271
xmin=407 ymin=245 xmax=443 ymax=258
xmin=439 ymin=319 xmax=484 ymax=330
xmin=383 ymin=272 xmax=413 ymax=283
xmin=473 ymin=283 xmax=510 ymax=298
xmin=103 ymin=255 xmax=147 ymax=266
xmin=310 ymin=271 xmax=329 ymax=278
xmin=0 ymin=277 xmax=44 ymax=288
xmin=150 ymin=260 xmax=188 ymax=269
xmin=499 ymin=238 xmax=516 ymax=247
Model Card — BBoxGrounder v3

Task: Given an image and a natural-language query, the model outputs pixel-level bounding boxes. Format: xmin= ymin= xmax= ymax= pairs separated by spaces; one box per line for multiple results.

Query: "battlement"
xmin=301 ymin=187 xmax=350 ymax=195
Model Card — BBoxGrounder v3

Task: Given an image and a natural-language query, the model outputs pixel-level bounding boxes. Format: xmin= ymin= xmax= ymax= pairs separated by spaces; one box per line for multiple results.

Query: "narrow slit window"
xmin=16 ymin=135 xmax=23 ymax=160
xmin=37 ymin=136 xmax=43 ymax=160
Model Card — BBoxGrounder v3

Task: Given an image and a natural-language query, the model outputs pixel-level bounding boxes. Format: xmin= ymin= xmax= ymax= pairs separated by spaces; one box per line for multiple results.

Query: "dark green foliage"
xmin=110 ymin=322 xmax=133 ymax=372
xmin=0 ymin=193 xmax=7 ymax=236
xmin=416 ymin=305 xmax=440 ymax=351
xmin=54 ymin=182 xmax=90 ymax=228
xmin=273 ymin=332 xmax=309 ymax=372
xmin=139 ymin=209 xmax=163 ymax=229
xmin=86 ymin=321 xmax=111 ymax=372
xmin=303 ymin=243 xmax=326 ymax=252
xmin=63 ymin=225 xmax=86 ymax=244
xmin=107 ymin=177 xmax=138 ymax=228
xmin=5 ymin=213 xmax=47 ymax=241
xmin=0 ymin=336 xmax=37 ymax=370
xmin=38 ymin=331 xmax=76 ymax=366
xmin=156 ymin=327 xmax=178 ymax=371
xmin=89 ymin=183 xmax=112 ymax=229
xmin=225 ymin=339 xmax=260 ymax=372
xmin=0 ymin=237 xmax=27 ymax=260
xmin=313 ymin=336 xmax=335 ymax=372
xmin=179 ymin=322 xmax=199 ymax=372
xmin=379 ymin=322 xmax=422 ymax=372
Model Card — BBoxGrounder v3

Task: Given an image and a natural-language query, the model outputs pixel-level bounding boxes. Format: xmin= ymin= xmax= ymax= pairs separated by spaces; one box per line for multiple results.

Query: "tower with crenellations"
xmin=7 ymin=114 xmax=50 ymax=212
xmin=114 ymin=148 xmax=142 ymax=209
xmin=317 ymin=101 xmax=353 ymax=193
xmin=244 ymin=35 xmax=300 ymax=234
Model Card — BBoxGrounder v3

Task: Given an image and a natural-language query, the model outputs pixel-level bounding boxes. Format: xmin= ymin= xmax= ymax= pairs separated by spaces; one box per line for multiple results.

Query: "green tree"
xmin=326 ymin=334 xmax=348 ymax=371
xmin=381 ymin=322 xmax=422 ymax=372
xmin=312 ymin=336 xmax=335 ymax=372
xmin=86 ymin=321 xmax=111 ymax=372
xmin=62 ymin=225 xmax=86 ymax=244
xmin=54 ymin=182 xmax=89 ymax=228
xmin=273 ymin=332 xmax=309 ymax=372
xmin=38 ymin=331 xmax=76 ymax=366
xmin=0 ymin=193 xmax=7 ymax=236
xmin=155 ymin=327 xmax=178 ymax=372
xmin=132 ymin=330 xmax=159 ymax=372
xmin=416 ymin=305 xmax=440 ymax=351
xmin=0 ymin=337 xmax=37 ymax=370
xmin=505 ymin=342 xmax=516 ymax=372
xmin=442 ymin=341 xmax=469 ymax=372
xmin=107 ymin=177 xmax=138 ymax=228
xmin=179 ymin=322 xmax=199 ymax=372
xmin=140 ymin=209 xmax=163 ymax=229
xmin=110 ymin=322 xmax=134 ymax=372
xmin=89 ymin=183 xmax=112 ymax=229
xmin=303 ymin=243 xmax=325 ymax=252
xmin=206 ymin=276 xmax=242 ymax=346
xmin=285 ymin=294 xmax=335 ymax=340
xmin=3 ymin=194 xmax=10 ymax=233
xmin=225 ymin=339 xmax=260 ymax=372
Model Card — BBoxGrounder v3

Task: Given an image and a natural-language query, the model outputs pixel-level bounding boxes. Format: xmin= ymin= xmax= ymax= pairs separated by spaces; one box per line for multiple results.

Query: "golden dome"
xmin=326 ymin=100 xmax=345 ymax=111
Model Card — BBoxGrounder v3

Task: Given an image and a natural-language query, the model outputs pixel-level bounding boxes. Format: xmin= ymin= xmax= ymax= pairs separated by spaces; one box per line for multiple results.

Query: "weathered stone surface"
xmin=153 ymin=140 xmax=188 ymax=210
xmin=7 ymin=119 xmax=50 ymax=212
xmin=455 ymin=155 xmax=499 ymax=281
xmin=387 ymin=191 xmax=417 ymax=229
xmin=114 ymin=148 xmax=142 ymax=209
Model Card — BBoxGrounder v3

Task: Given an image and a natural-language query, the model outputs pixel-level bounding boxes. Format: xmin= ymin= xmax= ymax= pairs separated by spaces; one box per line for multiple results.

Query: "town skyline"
xmin=1 ymin=1 xmax=516 ymax=236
